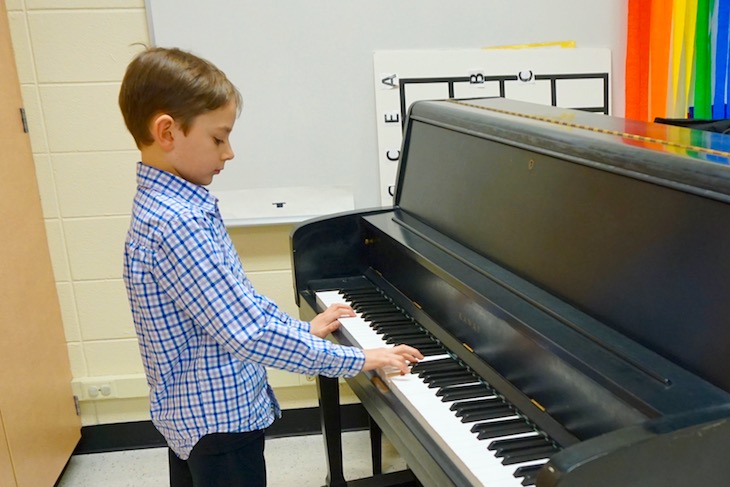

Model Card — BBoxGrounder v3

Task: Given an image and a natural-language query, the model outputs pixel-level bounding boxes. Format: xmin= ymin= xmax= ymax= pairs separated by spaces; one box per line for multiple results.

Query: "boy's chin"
xmin=198 ymin=175 xmax=215 ymax=186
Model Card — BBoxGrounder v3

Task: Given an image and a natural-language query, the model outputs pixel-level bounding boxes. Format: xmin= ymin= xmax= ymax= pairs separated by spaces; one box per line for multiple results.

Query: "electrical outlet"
xmin=71 ymin=374 xmax=148 ymax=402
xmin=82 ymin=382 xmax=115 ymax=400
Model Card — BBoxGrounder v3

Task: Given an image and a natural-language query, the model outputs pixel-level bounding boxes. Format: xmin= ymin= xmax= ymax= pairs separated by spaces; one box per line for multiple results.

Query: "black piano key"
xmin=428 ymin=375 xmax=479 ymax=389
xmin=387 ymin=338 xmax=436 ymax=349
xmin=360 ymin=309 xmax=401 ymax=317
xmin=356 ymin=304 xmax=397 ymax=312
xmin=340 ymin=288 xmax=380 ymax=296
xmin=374 ymin=327 xmax=419 ymax=335
xmin=438 ymin=384 xmax=492 ymax=401
xmin=392 ymin=342 xmax=439 ymax=352
xmin=418 ymin=367 xmax=465 ymax=380
xmin=365 ymin=318 xmax=416 ymax=330
xmin=347 ymin=294 xmax=394 ymax=306
xmin=449 ymin=397 xmax=503 ymax=413
xmin=340 ymin=293 xmax=381 ymax=302
xmin=401 ymin=345 xmax=441 ymax=357
xmin=370 ymin=316 xmax=413 ymax=323
xmin=421 ymin=346 xmax=448 ymax=357
xmin=500 ymin=444 xmax=559 ymax=465
xmin=459 ymin=405 xmax=514 ymax=422
xmin=372 ymin=322 xmax=415 ymax=331
xmin=421 ymin=368 xmax=469 ymax=379
xmin=354 ymin=304 xmax=396 ymax=313
xmin=455 ymin=402 xmax=511 ymax=420
xmin=385 ymin=334 xmax=432 ymax=344
xmin=490 ymin=435 xmax=551 ymax=455
xmin=366 ymin=316 xmax=412 ymax=324
xmin=362 ymin=312 xmax=404 ymax=321
xmin=377 ymin=322 xmax=421 ymax=330
xmin=423 ymin=374 xmax=473 ymax=386
xmin=381 ymin=330 xmax=428 ymax=339
xmin=383 ymin=331 xmax=429 ymax=340
xmin=375 ymin=328 xmax=420 ymax=337
xmin=386 ymin=332 xmax=432 ymax=342
xmin=471 ymin=418 xmax=534 ymax=439
xmin=421 ymin=369 xmax=471 ymax=382
xmin=347 ymin=291 xmax=388 ymax=298
xmin=411 ymin=359 xmax=457 ymax=375
xmin=421 ymin=376 xmax=477 ymax=386
xmin=385 ymin=337 xmax=430 ymax=348
xmin=376 ymin=330 xmax=436 ymax=343
xmin=421 ymin=346 xmax=449 ymax=356
xmin=514 ymin=464 xmax=544 ymax=486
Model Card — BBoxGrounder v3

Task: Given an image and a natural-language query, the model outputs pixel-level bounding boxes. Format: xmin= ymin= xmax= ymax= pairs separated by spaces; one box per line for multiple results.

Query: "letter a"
xmin=381 ymin=73 xmax=398 ymax=89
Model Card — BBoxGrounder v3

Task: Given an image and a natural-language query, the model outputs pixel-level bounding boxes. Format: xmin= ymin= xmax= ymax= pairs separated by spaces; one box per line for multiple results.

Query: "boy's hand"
xmin=362 ymin=345 xmax=424 ymax=375
xmin=310 ymin=303 xmax=356 ymax=338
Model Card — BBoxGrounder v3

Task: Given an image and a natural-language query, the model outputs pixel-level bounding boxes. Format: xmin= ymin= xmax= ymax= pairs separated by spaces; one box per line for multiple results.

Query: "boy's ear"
xmin=150 ymin=114 xmax=176 ymax=151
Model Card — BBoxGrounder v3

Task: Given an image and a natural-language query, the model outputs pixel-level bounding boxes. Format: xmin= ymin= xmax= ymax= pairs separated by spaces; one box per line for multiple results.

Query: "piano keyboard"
xmin=317 ymin=287 xmax=561 ymax=487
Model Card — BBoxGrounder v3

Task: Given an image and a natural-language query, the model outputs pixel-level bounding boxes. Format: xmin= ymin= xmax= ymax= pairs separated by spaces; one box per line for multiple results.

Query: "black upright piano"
xmin=290 ymin=97 xmax=730 ymax=486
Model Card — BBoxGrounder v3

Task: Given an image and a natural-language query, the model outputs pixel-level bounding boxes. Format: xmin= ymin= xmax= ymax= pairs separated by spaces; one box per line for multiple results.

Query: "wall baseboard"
xmin=73 ymin=403 xmax=369 ymax=454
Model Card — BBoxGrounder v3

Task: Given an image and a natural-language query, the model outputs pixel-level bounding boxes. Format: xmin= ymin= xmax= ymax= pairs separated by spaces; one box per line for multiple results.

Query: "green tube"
xmin=694 ymin=0 xmax=711 ymax=118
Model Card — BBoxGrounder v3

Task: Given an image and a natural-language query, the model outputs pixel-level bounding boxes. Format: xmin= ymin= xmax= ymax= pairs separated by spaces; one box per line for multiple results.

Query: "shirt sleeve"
xmin=152 ymin=213 xmax=364 ymax=378
xmin=236 ymin=271 xmax=311 ymax=334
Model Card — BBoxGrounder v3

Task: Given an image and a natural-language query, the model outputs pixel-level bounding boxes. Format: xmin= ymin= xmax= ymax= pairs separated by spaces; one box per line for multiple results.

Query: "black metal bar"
xmin=369 ymin=415 xmax=382 ymax=475
xmin=317 ymin=375 xmax=347 ymax=487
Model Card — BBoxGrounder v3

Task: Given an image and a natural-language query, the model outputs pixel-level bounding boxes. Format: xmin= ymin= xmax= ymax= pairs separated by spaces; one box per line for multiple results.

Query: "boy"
xmin=118 ymin=47 xmax=422 ymax=487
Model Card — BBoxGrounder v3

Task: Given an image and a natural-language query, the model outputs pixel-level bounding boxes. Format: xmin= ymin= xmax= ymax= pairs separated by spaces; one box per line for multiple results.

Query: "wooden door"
xmin=0 ymin=411 xmax=16 ymax=487
xmin=0 ymin=4 xmax=80 ymax=486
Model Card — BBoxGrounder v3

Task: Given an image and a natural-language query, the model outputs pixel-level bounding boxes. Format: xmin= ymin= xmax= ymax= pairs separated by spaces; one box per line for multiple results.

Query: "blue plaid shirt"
xmin=123 ymin=162 xmax=365 ymax=459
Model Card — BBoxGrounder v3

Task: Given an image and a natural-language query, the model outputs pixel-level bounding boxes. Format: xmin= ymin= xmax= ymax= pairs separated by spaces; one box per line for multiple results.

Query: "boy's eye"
xmin=213 ymin=138 xmax=223 ymax=145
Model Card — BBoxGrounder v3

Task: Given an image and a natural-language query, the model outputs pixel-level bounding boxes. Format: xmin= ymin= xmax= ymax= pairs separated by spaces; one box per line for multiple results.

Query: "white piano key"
xmin=316 ymin=290 xmax=553 ymax=486
xmin=387 ymin=372 xmax=548 ymax=486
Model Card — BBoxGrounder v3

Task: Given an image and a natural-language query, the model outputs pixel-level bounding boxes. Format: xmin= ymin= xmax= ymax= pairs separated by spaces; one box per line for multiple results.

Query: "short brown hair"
xmin=119 ymin=47 xmax=242 ymax=148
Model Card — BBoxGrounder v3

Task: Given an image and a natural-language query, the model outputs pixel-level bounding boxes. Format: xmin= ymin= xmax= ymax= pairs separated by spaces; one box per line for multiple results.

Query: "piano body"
xmin=290 ymin=97 xmax=730 ymax=486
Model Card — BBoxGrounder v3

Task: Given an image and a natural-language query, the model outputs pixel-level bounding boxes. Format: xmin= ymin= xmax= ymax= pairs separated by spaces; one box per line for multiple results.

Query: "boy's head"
xmin=119 ymin=47 xmax=242 ymax=149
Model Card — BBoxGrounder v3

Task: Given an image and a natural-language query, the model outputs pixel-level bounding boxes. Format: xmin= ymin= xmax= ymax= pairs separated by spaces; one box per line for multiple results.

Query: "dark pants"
xmin=169 ymin=430 xmax=266 ymax=487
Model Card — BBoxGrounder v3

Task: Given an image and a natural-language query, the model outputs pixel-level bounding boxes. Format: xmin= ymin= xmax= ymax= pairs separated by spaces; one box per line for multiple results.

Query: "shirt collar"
xmin=136 ymin=162 xmax=218 ymax=215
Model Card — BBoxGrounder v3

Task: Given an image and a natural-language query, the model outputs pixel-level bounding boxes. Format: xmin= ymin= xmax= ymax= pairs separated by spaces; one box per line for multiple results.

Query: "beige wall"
xmin=4 ymin=0 xmax=341 ymax=426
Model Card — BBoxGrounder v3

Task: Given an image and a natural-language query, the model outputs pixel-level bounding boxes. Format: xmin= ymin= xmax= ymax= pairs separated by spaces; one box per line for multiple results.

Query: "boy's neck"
xmin=140 ymin=145 xmax=174 ymax=175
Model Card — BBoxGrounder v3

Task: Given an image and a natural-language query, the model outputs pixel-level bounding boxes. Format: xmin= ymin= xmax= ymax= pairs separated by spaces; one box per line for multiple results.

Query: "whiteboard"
xmin=146 ymin=0 xmax=627 ymax=213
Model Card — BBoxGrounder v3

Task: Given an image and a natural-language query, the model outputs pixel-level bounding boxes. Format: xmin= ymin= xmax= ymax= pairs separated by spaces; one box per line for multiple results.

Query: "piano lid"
xmin=392 ymin=97 xmax=730 ymax=396
xmin=396 ymin=97 xmax=730 ymax=203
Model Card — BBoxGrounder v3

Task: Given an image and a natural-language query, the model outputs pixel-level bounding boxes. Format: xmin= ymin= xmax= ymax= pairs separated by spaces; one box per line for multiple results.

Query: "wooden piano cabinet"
xmin=0 ymin=4 xmax=81 ymax=486
xmin=539 ymin=406 xmax=730 ymax=487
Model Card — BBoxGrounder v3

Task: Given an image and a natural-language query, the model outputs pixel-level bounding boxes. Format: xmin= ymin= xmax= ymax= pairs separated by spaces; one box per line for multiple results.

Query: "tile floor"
xmin=56 ymin=430 xmax=406 ymax=486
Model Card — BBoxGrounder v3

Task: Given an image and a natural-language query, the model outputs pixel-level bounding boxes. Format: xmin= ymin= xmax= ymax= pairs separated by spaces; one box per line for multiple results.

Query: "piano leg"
xmin=316 ymin=374 xmax=420 ymax=487
xmin=317 ymin=375 xmax=348 ymax=487
xmin=369 ymin=415 xmax=382 ymax=475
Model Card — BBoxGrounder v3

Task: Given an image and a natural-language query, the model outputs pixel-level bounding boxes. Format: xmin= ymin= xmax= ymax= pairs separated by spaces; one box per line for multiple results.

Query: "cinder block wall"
xmin=5 ymin=0 xmax=333 ymax=426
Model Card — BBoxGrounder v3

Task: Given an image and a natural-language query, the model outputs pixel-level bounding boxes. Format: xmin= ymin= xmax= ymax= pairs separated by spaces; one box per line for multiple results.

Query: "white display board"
xmin=145 ymin=0 xmax=626 ymax=218
xmin=374 ymin=48 xmax=612 ymax=204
